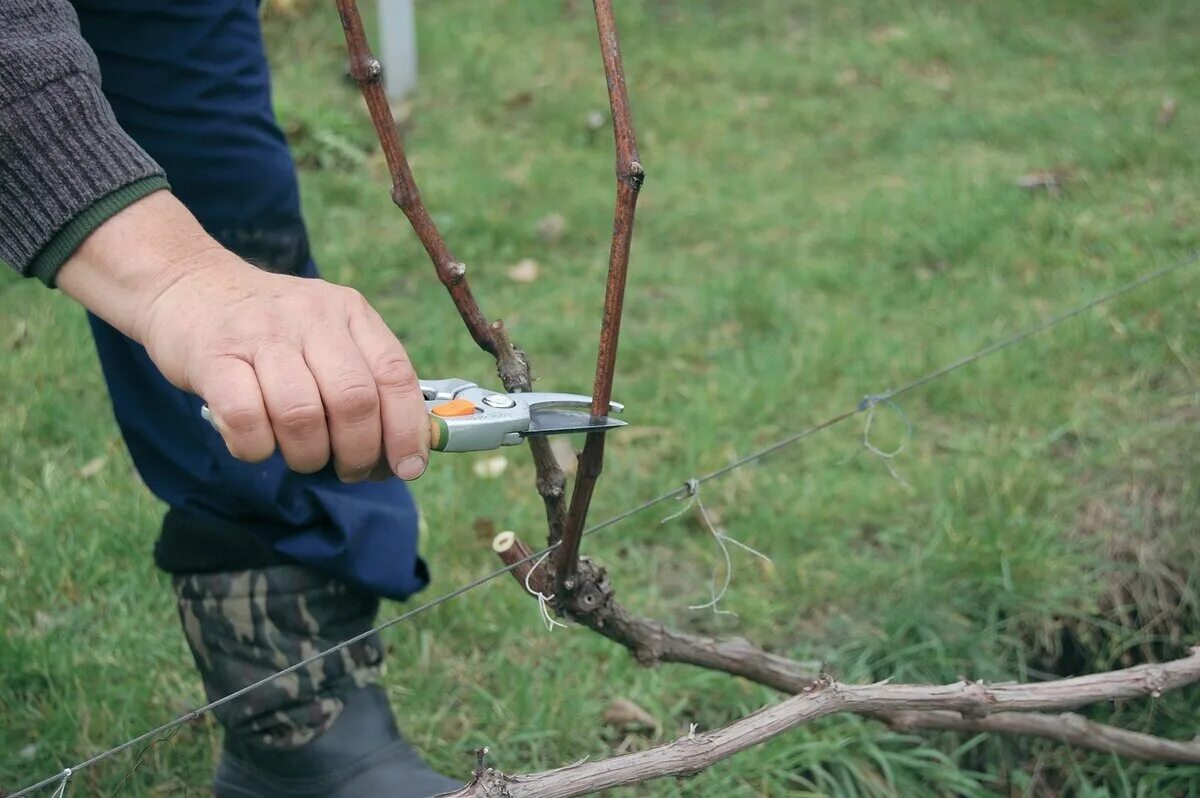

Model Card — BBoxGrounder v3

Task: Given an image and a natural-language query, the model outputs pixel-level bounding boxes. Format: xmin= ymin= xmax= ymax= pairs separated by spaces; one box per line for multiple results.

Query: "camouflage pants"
xmin=174 ymin=565 xmax=385 ymax=749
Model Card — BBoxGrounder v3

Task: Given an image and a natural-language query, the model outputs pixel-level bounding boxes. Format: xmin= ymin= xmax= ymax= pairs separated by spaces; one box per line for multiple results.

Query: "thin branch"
xmin=557 ymin=0 xmax=646 ymax=587
xmin=566 ymin=556 xmax=821 ymax=684
xmin=334 ymin=1 xmax=570 ymax=537
xmin=884 ymin=710 xmax=1200 ymax=763
xmin=496 ymin=531 xmax=814 ymax=672
xmin=448 ymin=649 xmax=1200 ymax=797
xmin=490 ymin=322 xmax=568 ymax=542
xmin=335 ymin=0 xmax=636 ymax=575
xmin=334 ymin=0 xmax=496 ymax=355
xmin=585 ymin=0 xmax=644 ymax=416
xmin=493 ymin=531 xmax=547 ymax=594
xmin=494 ymin=539 xmax=1200 ymax=771
xmin=557 ymin=434 xmax=603 ymax=582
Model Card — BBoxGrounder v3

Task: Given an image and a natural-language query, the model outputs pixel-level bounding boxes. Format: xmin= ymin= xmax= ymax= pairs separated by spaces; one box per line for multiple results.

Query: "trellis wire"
xmin=10 ymin=250 xmax=1197 ymax=797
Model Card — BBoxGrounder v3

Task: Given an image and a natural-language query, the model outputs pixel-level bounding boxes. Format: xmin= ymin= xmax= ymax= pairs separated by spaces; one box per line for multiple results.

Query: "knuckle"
xmin=371 ymin=353 xmax=418 ymax=392
xmin=276 ymin=403 xmax=326 ymax=437
xmin=332 ymin=382 xmax=379 ymax=423
xmin=340 ymin=286 xmax=370 ymax=311
xmin=385 ymin=416 xmax=428 ymax=456
xmin=221 ymin=405 xmax=267 ymax=437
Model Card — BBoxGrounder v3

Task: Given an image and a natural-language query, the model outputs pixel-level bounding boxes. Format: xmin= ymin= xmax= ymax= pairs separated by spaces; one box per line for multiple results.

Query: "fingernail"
xmin=395 ymin=455 xmax=427 ymax=481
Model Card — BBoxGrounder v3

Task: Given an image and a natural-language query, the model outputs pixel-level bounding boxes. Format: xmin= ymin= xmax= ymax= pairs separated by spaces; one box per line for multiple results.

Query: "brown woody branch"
xmin=556 ymin=0 xmax=646 ymax=587
xmin=495 ymin=533 xmax=822 ymax=686
xmin=490 ymin=324 xmax=569 ymax=542
xmin=884 ymin=710 xmax=1200 ymax=763
xmin=334 ymin=0 xmax=635 ymax=567
xmin=334 ymin=0 xmax=570 ymax=538
xmin=446 ymin=649 xmax=1200 ymax=797
xmin=492 ymin=531 xmax=546 ymax=592
xmin=565 ymin=555 xmax=821 ymax=685
xmin=494 ymin=534 xmax=1200 ymax=770
xmin=335 ymin=0 xmax=495 ymax=354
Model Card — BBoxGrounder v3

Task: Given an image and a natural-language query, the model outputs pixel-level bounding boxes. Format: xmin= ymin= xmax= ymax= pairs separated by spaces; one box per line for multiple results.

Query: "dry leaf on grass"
xmin=869 ymin=25 xmax=908 ymax=43
xmin=602 ymin=698 xmax=659 ymax=734
xmin=503 ymin=91 xmax=534 ymax=111
xmin=472 ymin=454 xmax=508 ymax=479
xmin=7 ymin=320 xmax=29 ymax=351
xmin=1017 ymin=169 xmax=1067 ymax=196
xmin=506 ymin=258 xmax=540 ymax=284
xmin=585 ymin=110 xmax=607 ymax=131
xmin=33 ymin=610 xmax=56 ymax=634
xmin=612 ymin=733 xmax=654 ymax=755
xmin=262 ymin=0 xmax=304 ymax=15
xmin=1158 ymin=97 xmax=1178 ymax=129
xmin=472 ymin=517 xmax=497 ymax=542
xmin=536 ymin=213 xmax=566 ymax=244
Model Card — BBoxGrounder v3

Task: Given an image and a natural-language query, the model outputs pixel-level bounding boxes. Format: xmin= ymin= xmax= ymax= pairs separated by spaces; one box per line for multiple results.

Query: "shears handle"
xmin=200 ymin=401 xmax=507 ymax=454
xmin=425 ymin=397 xmax=525 ymax=452
xmin=429 ymin=415 xmax=449 ymax=452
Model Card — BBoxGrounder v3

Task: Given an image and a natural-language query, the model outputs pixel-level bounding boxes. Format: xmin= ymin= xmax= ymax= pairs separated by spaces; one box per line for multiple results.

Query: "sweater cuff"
xmin=30 ymin=177 xmax=170 ymax=287
xmin=0 ymin=71 xmax=165 ymax=277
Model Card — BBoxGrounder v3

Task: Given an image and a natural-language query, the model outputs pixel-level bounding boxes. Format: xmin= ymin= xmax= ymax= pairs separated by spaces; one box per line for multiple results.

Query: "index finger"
xmin=349 ymin=309 xmax=429 ymax=480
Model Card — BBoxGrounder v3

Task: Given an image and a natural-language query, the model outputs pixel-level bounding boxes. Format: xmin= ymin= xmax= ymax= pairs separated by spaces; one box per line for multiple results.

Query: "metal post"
xmin=378 ymin=0 xmax=417 ymax=101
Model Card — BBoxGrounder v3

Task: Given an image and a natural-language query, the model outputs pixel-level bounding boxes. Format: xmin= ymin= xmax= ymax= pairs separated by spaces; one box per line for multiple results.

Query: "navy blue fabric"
xmin=72 ymin=0 xmax=428 ymax=601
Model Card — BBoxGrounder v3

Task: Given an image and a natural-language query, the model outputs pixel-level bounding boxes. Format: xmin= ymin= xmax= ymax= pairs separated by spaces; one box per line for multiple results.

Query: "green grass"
xmin=4 ymin=0 xmax=1200 ymax=794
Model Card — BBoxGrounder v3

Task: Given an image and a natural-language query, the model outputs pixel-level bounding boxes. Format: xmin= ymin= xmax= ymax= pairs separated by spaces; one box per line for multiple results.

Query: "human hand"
xmin=57 ymin=191 xmax=428 ymax=481
xmin=146 ymin=257 xmax=428 ymax=481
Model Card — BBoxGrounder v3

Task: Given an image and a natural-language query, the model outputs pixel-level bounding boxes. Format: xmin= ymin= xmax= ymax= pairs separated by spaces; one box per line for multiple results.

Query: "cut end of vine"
xmin=492 ymin=530 xmax=517 ymax=554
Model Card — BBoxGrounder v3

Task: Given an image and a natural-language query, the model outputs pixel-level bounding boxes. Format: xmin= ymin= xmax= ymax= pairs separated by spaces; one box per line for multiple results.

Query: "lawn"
xmin=3 ymin=0 xmax=1200 ymax=795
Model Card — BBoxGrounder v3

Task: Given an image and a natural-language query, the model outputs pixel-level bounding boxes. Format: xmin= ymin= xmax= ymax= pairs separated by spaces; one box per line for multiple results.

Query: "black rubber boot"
xmin=214 ymin=684 xmax=463 ymax=798
xmin=173 ymin=565 xmax=462 ymax=798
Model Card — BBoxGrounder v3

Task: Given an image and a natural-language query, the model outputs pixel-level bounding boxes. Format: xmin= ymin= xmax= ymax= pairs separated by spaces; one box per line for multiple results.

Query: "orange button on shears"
xmin=431 ymin=398 xmax=477 ymax=418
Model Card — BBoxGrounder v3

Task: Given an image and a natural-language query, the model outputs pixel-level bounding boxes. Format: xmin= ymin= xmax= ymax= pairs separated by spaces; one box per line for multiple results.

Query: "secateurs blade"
xmin=419 ymin=378 xmax=625 ymax=452
xmin=198 ymin=378 xmax=626 ymax=454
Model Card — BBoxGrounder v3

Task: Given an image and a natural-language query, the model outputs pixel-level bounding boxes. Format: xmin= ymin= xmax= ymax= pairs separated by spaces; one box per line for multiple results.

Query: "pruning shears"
xmin=199 ymin=378 xmax=625 ymax=454
xmin=420 ymin=378 xmax=625 ymax=452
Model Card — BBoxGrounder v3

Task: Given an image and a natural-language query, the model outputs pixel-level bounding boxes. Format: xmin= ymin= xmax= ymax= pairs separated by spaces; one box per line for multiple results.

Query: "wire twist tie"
xmin=857 ymin=392 xmax=890 ymax=412
xmin=50 ymin=769 xmax=72 ymax=798
xmin=661 ymin=478 xmax=771 ymax=616
xmin=857 ymin=392 xmax=913 ymax=487
xmin=525 ymin=550 xmax=568 ymax=632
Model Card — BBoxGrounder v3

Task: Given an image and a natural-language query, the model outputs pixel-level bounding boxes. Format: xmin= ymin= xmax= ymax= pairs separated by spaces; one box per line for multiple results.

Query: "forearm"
xmin=56 ymin=191 xmax=248 ymax=344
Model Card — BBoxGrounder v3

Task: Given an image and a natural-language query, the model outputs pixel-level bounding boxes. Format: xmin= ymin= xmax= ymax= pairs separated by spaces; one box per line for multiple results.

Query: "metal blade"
xmin=524 ymin=409 xmax=628 ymax=437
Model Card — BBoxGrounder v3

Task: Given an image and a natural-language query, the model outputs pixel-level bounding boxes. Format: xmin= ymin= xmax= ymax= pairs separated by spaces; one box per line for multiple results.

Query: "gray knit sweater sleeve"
xmin=1 ymin=0 xmax=168 ymax=284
